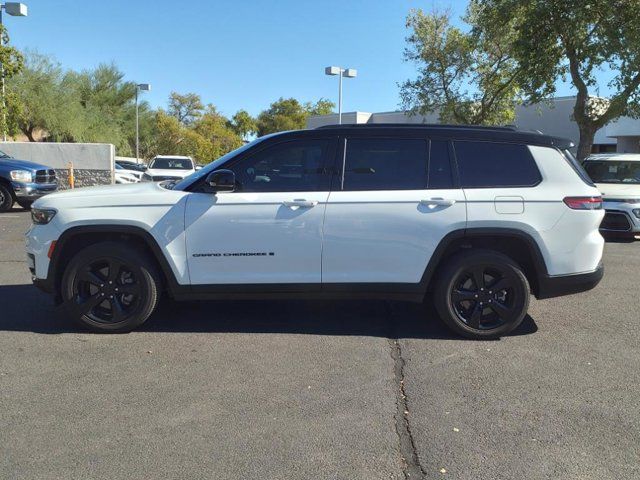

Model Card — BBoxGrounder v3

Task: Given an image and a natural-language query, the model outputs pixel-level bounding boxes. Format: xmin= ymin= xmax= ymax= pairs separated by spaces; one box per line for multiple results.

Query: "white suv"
xmin=142 ymin=155 xmax=195 ymax=182
xmin=26 ymin=125 xmax=605 ymax=339
xmin=583 ymin=153 xmax=640 ymax=238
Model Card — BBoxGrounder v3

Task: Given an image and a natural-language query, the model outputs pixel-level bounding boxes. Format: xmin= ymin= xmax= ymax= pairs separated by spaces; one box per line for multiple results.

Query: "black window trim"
xmin=451 ymin=139 xmax=543 ymax=189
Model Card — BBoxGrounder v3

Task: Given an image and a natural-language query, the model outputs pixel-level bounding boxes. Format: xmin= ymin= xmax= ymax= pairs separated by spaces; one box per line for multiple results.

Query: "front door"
xmin=322 ymin=136 xmax=467 ymax=285
xmin=185 ymin=137 xmax=336 ymax=286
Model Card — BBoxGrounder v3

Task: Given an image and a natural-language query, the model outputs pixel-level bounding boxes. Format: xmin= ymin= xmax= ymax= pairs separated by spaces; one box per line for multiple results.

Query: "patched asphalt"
xmin=0 ymin=208 xmax=638 ymax=479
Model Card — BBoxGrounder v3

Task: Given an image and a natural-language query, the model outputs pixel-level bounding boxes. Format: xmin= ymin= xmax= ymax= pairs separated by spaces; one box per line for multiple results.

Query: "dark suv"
xmin=0 ymin=150 xmax=58 ymax=211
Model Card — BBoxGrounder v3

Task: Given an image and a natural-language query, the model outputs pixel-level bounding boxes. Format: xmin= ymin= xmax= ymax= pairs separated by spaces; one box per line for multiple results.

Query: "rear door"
xmin=322 ymin=136 xmax=467 ymax=285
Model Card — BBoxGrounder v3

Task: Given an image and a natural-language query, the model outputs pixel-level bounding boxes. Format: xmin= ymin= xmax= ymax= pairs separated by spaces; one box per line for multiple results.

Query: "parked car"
xmin=115 ymin=160 xmax=147 ymax=173
xmin=583 ymin=153 xmax=640 ymax=238
xmin=26 ymin=124 xmax=604 ymax=338
xmin=0 ymin=150 xmax=58 ymax=212
xmin=114 ymin=163 xmax=143 ymax=184
xmin=142 ymin=155 xmax=195 ymax=182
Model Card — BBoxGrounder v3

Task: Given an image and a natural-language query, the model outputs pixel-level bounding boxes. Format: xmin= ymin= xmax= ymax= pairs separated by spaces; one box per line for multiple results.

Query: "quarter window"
xmin=342 ymin=138 xmax=428 ymax=191
xmin=453 ymin=141 xmax=542 ymax=188
xmin=231 ymin=139 xmax=333 ymax=192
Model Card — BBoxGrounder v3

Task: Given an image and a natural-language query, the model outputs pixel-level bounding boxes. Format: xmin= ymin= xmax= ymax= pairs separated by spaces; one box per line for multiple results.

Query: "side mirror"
xmin=206 ymin=169 xmax=235 ymax=193
xmin=195 ymin=165 xmax=203 ymax=171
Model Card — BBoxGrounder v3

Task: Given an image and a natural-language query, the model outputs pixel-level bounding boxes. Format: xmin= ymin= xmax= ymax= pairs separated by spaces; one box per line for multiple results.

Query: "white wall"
xmin=0 ymin=142 xmax=115 ymax=171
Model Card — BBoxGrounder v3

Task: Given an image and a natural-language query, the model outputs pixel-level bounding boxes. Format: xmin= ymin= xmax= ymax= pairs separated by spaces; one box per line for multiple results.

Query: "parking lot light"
xmin=325 ymin=66 xmax=358 ymax=125
xmin=0 ymin=2 xmax=28 ymax=142
xmin=135 ymin=83 xmax=151 ymax=163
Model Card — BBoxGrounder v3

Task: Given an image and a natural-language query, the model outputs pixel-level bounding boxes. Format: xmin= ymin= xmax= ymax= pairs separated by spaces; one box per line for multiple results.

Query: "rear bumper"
xmin=536 ymin=264 xmax=604 ymax=299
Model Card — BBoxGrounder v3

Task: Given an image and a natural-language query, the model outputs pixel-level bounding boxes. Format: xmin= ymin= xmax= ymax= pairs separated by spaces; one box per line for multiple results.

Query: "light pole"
xmin=0 ymin=2 xmax=27 ymax=142
xmin=324 ymin=66 xmax=357 ymax=124
xmin=135 ymin=83 xmax=151 ymax=163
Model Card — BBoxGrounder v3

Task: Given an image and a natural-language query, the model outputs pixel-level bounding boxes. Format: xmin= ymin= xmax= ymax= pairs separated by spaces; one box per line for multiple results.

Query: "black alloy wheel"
xmin=72 ymin=258 xmax=143 ymax=324
xmin=434 ymin=250 xmax=530 ymax=339
xmin=450 ymin=264 xmax=522 ymax=330
xmin=62 ymin=242 xmax=161 ymax=332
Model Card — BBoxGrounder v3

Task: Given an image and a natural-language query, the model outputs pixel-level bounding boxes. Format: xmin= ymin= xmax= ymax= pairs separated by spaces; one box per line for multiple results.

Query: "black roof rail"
xmin=315 ymin=123 xmax=519 ymax=131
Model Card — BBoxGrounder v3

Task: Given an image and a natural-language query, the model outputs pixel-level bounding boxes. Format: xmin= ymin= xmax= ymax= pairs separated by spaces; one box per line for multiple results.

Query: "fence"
xmin=0 ymin=142 xmax=115 ymax=189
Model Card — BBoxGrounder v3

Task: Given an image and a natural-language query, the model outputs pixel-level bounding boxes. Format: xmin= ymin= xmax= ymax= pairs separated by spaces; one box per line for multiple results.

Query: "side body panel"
xmin=463 ymin=145 xmax=604 ymax=276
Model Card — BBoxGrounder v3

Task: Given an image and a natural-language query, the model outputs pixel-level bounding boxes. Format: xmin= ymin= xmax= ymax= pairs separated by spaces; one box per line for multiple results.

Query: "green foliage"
xmin=0 ymin=25 xmax=24 ymax=137
xmin=400 ymin=8 xmax=520 ymax=126
xmin=168 ymin=91 xmax=204 ymax=125
xmin=230 ymin=109 xmax=257 ymax=140
xmin=475 ymin=0 xmax=640 ymax=158
xmin=256 ymin=97 xmax=335 ymax=136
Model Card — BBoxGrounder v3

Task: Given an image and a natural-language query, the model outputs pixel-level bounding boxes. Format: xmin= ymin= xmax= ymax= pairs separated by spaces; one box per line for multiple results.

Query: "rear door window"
xmin=453 ymin=141 xmax=542 ymax=188
xmin=342 ymin=138 xmax=428 ymax=191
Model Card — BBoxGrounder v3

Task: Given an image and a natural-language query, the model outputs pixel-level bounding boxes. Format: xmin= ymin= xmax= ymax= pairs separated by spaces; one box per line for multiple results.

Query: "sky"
xmin=6 ymin=0 xmax=579 ymax=118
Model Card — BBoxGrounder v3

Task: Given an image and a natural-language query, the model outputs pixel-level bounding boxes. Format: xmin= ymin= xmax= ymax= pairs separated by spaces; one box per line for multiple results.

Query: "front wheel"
xmin=61 ymin=242 xmax=161 ymax=333
xmin=0 ymin=184 xmax=14 ymax=212
xmin=433 ymin=250 xmax=530 ymax=339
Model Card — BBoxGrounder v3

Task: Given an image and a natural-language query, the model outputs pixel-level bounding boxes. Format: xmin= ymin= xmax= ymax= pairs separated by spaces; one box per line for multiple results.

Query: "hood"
xmin=147 ymin=168 xmax=192 ymax=177
xmin=33 ymin=182 xmax=184 ymax=209
xmin=595 ymin=182 xmax=640 ymax=199
xmin=0 ymin=157 xmax=54 ymax=172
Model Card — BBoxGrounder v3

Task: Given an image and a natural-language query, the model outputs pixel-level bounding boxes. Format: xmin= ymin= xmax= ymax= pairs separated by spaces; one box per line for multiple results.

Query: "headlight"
xmin=10 ymin=170 xmax=34 ymax=182
xmin=31 ymin=208 xmax=57 ymax=225
xmin=633 ymin=209 xmax=640 ymax=219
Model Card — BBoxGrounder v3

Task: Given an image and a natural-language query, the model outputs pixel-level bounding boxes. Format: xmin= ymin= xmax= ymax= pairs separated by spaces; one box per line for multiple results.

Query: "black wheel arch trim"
xmin=43 ymin=224 xmax=189 ymax=299
xmin=418 ymin=227 xmax=550 ymax=296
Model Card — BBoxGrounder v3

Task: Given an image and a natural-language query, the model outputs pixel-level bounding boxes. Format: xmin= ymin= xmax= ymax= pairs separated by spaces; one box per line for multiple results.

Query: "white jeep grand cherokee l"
xmin=26 ymin=125 xmax=605 ymax=339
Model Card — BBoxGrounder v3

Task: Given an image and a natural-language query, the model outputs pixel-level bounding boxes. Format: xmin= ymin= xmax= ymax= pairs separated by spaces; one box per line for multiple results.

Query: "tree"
xmin=0 ymin=25 xmax=24 ymax=137
xmin=230 ymin=109 xmax=257 ymax=140
xmin=256 ymin=97 xmax=336 ymax=136
xmin=193 ymin=109 xmax=243 ymax=159
xmin=400 ymin=8 xmax=521 ymax=126
xmin=168 ymin=92 xmax=204 ymax=125
xmin=476 ymin=0 xmax=640 ymax=159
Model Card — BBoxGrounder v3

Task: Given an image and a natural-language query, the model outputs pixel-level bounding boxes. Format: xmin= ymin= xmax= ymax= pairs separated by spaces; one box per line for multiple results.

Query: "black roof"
xmin=311 ymin=123 xmax=574 ymax=149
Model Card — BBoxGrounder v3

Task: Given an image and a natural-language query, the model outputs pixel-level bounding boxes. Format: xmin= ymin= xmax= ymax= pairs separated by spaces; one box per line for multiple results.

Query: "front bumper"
xmin=536 ymin=264 xmax=604 ymax=300
xmin=13 ymin=181 xmax=58 ymax=199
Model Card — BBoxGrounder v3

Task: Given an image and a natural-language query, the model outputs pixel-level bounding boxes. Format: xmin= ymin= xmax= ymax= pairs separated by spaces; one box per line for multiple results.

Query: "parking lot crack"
xmin=386 ymin=302 xmax=427 ymax=479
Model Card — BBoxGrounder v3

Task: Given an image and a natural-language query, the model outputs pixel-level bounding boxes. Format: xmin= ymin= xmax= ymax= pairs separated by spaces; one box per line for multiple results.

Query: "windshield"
xmin=583 ymin=160 xmax=640 ymax=184
xmin=172 ymin=135 xmax=275 ymax=191
xmin=149 ymin=157 xmax=193 ymax=170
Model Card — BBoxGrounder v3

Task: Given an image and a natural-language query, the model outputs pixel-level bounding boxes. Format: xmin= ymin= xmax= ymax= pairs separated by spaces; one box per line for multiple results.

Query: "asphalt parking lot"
xmin=1 ymin=208 xmax=638 ymax=480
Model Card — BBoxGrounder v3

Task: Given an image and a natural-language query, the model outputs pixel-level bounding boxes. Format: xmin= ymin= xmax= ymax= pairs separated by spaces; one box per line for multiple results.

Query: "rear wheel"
xmin=434 ymin=250 xmax=530 ymax=339
xmin=0 ymin=184 xmax=14 ymax=212
xmin=61 ymin=242 xmax=161 ymax=333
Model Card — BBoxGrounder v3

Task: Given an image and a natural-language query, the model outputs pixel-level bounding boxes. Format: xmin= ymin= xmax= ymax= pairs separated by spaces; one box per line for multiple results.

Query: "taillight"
xmin=563 ymin=196 xmax=603 ymax=210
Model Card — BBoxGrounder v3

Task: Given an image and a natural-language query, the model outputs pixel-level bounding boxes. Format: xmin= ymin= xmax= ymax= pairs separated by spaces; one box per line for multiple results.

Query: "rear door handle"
xmin=420 ymin=197 xmax=456 ymax=207
xmin=283 ymin=199 xmax=319 ymax=208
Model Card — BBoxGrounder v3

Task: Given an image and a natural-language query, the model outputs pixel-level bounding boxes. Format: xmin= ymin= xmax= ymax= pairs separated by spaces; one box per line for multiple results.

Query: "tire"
xmin=0 ymin=183 xmax=14 ymax=212
xmin=61 ymin=241 xmax=161 ymax=333
xmin=17 ymin=200 xmax=33 ymax=210
xmin=433 ymin=249 xmax=530 ymax=340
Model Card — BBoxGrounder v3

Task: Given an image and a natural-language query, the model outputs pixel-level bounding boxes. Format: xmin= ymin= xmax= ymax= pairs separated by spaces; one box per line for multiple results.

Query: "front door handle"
xmin=283 ymin=199 xmax=319 ymax=208
xmin=420 ymin=197 xmax=456 ymax=207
